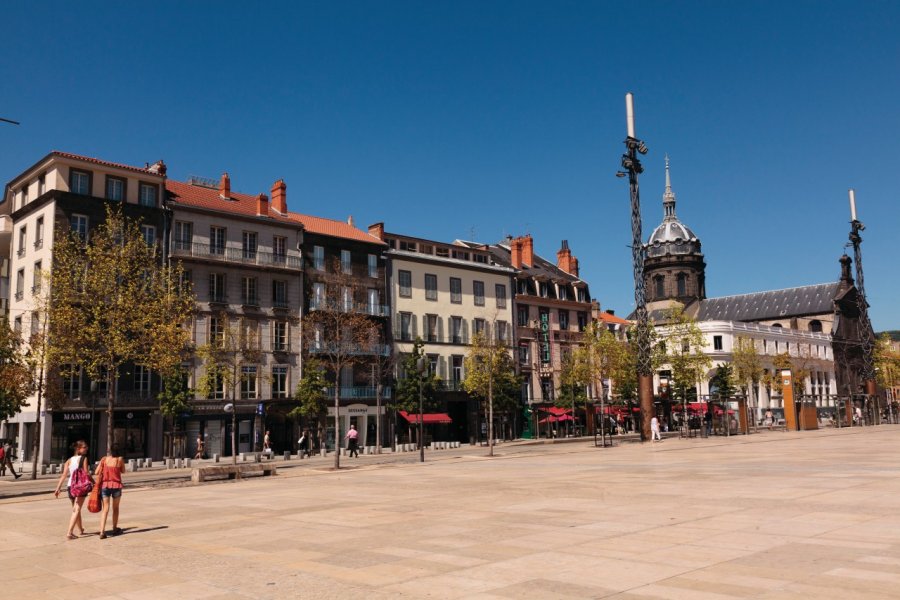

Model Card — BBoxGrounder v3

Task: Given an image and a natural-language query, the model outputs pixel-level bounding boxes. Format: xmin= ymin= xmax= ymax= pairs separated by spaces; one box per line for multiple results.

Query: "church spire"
xmin=663 ymin=154 xmax=677 ymax=220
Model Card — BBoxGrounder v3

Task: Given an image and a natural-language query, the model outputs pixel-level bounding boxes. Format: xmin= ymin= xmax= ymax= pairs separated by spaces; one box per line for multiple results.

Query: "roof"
xmin=166 ymin=180 xmax=385 ymax=245
xmin=487 ymin=243 xmax=585 ymax=285
xmin=598 ymin=312 xmax=631 ymax=326
xmin=51 ymin=151 xmax=161 ymax=176
xmin=695 ymin=282 xmax=840 ymax=322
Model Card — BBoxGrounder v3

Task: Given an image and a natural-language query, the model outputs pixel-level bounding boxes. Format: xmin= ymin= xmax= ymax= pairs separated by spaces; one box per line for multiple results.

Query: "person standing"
xmin=704 ymin=409 xmax=713 ymax=436
xmin=194 ymin=435 xmax=204 ymax=460
xmin=345 ymin=424 xmax=359 ymax=458
xmin=53 ymin=440 xmax=93 ymax=540
xmin=298 ymin=428 xmax=311 ymax=458
xmin=94 ymin=445 xmax=125 ymax=539
xmin=263 ymin=430 xmax=272 ymax=456
xmin=650 ymin=415 xmax=661 ymax=442
xmin=1 ymin=440 xmax=20 ymax=479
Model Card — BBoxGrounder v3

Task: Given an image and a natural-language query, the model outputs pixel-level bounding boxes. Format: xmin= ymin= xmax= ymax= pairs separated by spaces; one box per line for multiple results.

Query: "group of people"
xmin=52 ymin=440 xmax=125 ymax=541
xmin=0 ymin=439 xmax=21 ymax=479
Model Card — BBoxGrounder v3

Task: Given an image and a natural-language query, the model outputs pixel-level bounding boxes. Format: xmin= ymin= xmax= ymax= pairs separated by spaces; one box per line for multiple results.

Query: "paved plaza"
xmin=3 ymin=427 xmax=900 ymax=599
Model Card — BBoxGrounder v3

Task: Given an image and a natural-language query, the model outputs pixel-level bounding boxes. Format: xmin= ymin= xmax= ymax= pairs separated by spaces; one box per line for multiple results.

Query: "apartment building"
xmin=166 ymin=173 xmax=305 ymax=456
xmin=2 ymin=151 xmax=168 ymax=463
xmin=487 ymin=236 xmax=592 ymax=406
xmin=374 ymin=225 xmax=516 ymax=443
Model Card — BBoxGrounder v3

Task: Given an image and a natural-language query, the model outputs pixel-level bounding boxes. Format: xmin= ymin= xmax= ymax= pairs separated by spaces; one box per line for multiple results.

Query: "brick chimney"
xmin=256 ymin=193 xmax=269 ymax=217
xmin=219 ymin=172 xmax=231 ymax=200
xmin=148 ymin=160 xmax=166 ymax=175
xmin=510 ymin=237 xmax=523 ymax=268
xmin=368 ymin=222 xmax=385 ymax=241
xmin=271 ymin=179 xmax=287 ymax=214
xmin=556 ymin=240 xmax=580 ymax=277
xmin=521 ymin=234 xmax=534 ymax=267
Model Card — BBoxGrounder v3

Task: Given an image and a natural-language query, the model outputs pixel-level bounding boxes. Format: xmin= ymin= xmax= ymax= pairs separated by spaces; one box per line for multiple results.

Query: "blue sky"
xmin=2 ymin=1 xmax=898 ymax=329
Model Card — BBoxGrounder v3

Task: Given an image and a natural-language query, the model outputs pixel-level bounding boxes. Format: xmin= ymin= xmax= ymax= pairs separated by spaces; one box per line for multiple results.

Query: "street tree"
xmin=301 ymin=259 xmax=380 ymax=469
xmin=391 ymin=338 xmax=440 ymax=449
xmin=48 ymin=206 xmax=194 ymax=455
xmin=463 ymin=330 xmax=518 ymax=456
xmin=874 ymin=333 xmax=899 ymax=416
xmin=657 ymin=306 xmax=711 ymax=425
xmin=0 ymin=322 xmax=32 ymax=430
xmin=557 ymin=348 xmax=589 ymax=436
xmin=580 ymin=321 xmax=630 ymax=432
xmin=732 ymin=336 xmax=764 ymax=425
xmin=157 ymin=368 xmax=193 ymax=458
xmin=289 ymin=357 xmax=329 ymax=450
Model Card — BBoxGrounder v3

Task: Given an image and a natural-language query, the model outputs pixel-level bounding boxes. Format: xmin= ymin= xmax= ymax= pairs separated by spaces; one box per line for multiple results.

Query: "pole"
xmin=619 ymin=92 xmax=654 ymax=441
xmin=416 ymin=357 xmax=425 ymax=462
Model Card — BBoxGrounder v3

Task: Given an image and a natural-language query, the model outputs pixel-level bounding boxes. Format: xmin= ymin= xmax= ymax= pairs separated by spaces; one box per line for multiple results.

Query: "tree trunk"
xmin=375 ymin=382 xmax=382 ymax=454
xmin=488 ymin=368 xmax=494 ymax=457
xmin=30 ymin=361 xmax=45 ymax=480
xmin=107 ymin=366 xmax=117 ymax=456
xmin=334 ymin=387 xmax=340 ymax=469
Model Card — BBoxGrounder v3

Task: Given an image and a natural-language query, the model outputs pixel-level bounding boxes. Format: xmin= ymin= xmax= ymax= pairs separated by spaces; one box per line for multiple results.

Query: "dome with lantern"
xmin=645 ymin=156 xmax=702 ymax=258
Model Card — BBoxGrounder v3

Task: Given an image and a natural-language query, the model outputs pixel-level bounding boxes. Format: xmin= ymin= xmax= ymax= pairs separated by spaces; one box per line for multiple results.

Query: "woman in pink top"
xmin=94 ymin=445 xmax=125 ymax=539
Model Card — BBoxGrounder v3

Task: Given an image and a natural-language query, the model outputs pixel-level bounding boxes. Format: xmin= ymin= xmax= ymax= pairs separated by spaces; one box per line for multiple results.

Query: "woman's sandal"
xmin=66 ymin=534 xmax=77 ymax=540
xmin=99 ymin=532 xmax=107 ymax=539
xmin=113 ymin=527 xmax=123 ymax=536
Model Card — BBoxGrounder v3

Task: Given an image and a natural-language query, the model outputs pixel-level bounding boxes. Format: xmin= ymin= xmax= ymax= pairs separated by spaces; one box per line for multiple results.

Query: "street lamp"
xmin=416 ymin=356 xmax=425 ymax=463
xmin=224 ymin=402 xmax=240 ymax=480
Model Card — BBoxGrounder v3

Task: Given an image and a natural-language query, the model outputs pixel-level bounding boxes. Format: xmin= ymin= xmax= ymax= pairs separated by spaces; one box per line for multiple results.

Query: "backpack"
xmin=69 ymin=457 xmax=93 ymax=497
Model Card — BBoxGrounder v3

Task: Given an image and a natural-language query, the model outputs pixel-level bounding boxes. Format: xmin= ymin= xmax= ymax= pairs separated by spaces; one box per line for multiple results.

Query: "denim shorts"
xmin=101 ymin=487 xmax=122 ymax=499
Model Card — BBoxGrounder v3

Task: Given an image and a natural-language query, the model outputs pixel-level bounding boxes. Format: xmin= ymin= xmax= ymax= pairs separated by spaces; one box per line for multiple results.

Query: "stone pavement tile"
xmin=371 ymin=546 xmax=488 ymax=568
xmin=60 ymin=562 xmax=154 ymax=583
xmin=624 ymin=583 xmax=747 ymax=599
xmin=770 ymin=582 xmax=898 ymax=600
xmin=91 ymin=572 xmax=178 ymax=595
xmin=120 ymin=580 xmax=230 ymax=600
xmin=857 ymin=554 xmax=900 ymax=566
xmin=380 ymin=572 xmax=504 ymax=598
xmin=652 ymin=575 xmax=767 ymax=598
xmin=312 ymin=549 xmax=402 ymax=569
xmin=287 ymin=558 xmax=401 ymax=587
xmin=692 ymin=531 xmax=796 ymax=553
xmin=489 ymin=577 xmax=616 ymax=599
xmin=677 ymin=569 xmax=788 ymax=591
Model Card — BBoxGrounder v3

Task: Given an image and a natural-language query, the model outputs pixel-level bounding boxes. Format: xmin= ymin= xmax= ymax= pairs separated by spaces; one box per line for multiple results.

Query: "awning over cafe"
xmin=398 ymin=410 xmax=453 ymax=425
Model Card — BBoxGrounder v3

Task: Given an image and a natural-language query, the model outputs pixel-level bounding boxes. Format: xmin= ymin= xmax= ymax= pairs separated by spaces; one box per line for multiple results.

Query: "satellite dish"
xmin=224 ymin=403 xmax=234 ymax=413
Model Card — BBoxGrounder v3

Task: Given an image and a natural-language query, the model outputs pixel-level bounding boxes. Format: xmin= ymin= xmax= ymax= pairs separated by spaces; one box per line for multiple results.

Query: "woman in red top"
xmin=94 ymin=445 xmax=125 ymax=539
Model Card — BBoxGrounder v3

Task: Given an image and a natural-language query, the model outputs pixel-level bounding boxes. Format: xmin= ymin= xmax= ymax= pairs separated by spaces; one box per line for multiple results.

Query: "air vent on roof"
xmin=187 ymin=175 xmax=219 ymax=188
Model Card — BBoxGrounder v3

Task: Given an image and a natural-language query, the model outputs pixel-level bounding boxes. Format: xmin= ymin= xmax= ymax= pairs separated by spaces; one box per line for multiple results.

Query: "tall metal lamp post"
xmin=224 ymin=402 xmax=240 ymax=480
xmin=616 ymin=92 xmax=654 ymax=441
xmin=416 ymin=357 xmax=425 ymax=463
xmin=847 ymin=190 xmax=877 ymax=408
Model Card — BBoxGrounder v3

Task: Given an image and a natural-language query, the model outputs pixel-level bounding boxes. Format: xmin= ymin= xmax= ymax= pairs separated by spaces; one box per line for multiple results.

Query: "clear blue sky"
xmin=2 ymin=1 xmax=898 ymax=329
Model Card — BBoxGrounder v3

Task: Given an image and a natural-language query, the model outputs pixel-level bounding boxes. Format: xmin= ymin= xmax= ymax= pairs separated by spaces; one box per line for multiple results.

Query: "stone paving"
xmin=3 ymin=427 xmax=900 ymax=599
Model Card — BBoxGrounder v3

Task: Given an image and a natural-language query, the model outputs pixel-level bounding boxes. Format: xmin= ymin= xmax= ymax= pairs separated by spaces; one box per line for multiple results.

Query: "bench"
xmin=191 ymin=463 xmax=277 ymax=483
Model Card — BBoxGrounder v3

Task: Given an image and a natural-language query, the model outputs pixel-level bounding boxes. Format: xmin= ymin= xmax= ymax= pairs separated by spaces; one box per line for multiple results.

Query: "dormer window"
xmin=70 ymin=169 xmax=90 ymax=195
xmin=139 ymin=183 xmax=158 ymax=207
xmin=106 ymin=176 xmax=125 ymax=201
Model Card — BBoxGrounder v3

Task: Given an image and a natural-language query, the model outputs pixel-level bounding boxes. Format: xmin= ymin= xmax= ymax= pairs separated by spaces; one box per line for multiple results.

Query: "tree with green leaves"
xmin=732 ymin=336 xmax=764 ymax=425
xmin=558 ymin=348 xmax=589 ymax=436
xmin=463 ymin=330 xmax=518 ymax=456
xmin=48 ymin=206 xmax=194 ymax=455
xmin=157 ymin=368 xmax=193 ymax=458
xmin=657 ymin=306 xmax=711 ymax=427
xmin=0 ymin=322 xmax=32 ymax=429
xmin=289 ymin=357 xmax=329 ymax=447
xmin=392 ymin=338 xmax=440 ymax=414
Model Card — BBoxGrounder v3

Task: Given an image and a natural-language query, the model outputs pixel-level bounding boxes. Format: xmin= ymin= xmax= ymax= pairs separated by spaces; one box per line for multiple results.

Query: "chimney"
xmin=557 ymin=240 xmax=572 ymax=273
xmin=348 ymin=215 xmax=355 ymax=227
xmin=256 ymin=193 xmax=269 ymax=217
xmin=570 ymin=256 xmax=579 ymax=278
xmin=605 ymin=309 xmax=615 ymax=316
xmin=368 ymin=222 xmax=385 ymax=241
xmin=271 ymin=179 xmax=287 ymax=214
xmin=521 ymin=234 xmax=534 ymax=267
xmin=510 ymin=237 xmax=523 ymax=268
xmin=219 ymin=172 xmax=231 ymax=200
xmin=148 ymin=160 xmax=167 ymax=176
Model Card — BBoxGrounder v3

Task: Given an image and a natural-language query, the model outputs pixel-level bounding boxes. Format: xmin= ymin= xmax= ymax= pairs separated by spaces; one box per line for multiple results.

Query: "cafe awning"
xmin=398 ymin=410 xmax=453 ymax=425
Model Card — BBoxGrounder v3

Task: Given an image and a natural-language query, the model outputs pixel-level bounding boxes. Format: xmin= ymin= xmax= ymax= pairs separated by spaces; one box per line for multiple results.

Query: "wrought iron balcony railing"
xmin=323 ymin=386 xmax=393 ymax=399
xmin=308 ymin=300 xmax=390 ymax=317
xmin=308 ymin=342 xmax=391 ymax=356
xmin=171 ymin=241 xmax=302 ymax=270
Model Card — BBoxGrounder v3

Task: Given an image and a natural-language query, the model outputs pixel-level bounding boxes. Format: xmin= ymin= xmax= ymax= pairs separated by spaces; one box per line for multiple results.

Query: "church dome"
xmin=645 ymin=156 xmax=701 ymax=258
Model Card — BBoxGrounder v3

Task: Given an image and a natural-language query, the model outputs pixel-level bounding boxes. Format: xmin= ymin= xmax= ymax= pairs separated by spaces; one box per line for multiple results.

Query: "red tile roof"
xmin=598 ymin=312 xmax=631 ymax=325
xmin=166 ymin=179 xmax=385 ymax=245
xmin=51 ymin=151 xmax=161 ymax=176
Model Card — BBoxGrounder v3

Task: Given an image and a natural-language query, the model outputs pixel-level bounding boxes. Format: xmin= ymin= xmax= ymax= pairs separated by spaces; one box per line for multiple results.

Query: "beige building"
xmin=2 ymin=151 xmax=168 ymax=464
xmin=371 ymin=225 xmax=515 ymax=443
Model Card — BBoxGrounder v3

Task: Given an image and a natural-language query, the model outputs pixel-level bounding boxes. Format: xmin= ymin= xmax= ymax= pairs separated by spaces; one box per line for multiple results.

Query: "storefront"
xmin=184 ymin=403 xmax=255 ymax=458
xmin=326 ymin=403 xmax=385 ymax=451
xmin=50 ymin=411 xmax=101 ymax=463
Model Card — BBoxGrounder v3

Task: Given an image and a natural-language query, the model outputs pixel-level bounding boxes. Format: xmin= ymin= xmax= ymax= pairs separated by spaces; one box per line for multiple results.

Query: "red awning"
xmin=543 ymin=406 xmax=573 ymax=416
xmin=398 ymin=410 xmax=453 ymax=425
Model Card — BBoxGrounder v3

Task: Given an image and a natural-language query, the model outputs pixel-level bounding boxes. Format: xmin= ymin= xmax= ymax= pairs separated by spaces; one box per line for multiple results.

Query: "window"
xmin=342 ymin=286 xmax=352 ymax=312
xmin=21 ymin=185 xmax=29 ymax=206
xmin=174 ymin=221 xmax=192 ymax=251
xmin=558 ymin=310 xmax=569 ymax=331
xmin=426 ymin=314 xmax=439 ymax=342
xmin=273 ymin=280 xmax=288 ymax=307
xmin=242 ymin=277 xmax=259 ymax=306
xmin=179 ymin=270 xmax=192 ymax=293
xmin=313 ymin=245 xmax=325 ymax=271
xmin=135 ymin=366 xmax=152 ymax=395
xmin=243 ymin=232 xmax=258 ymax=260
xmin=70 ymin=169 xmax=90 ymax=195
xmin=496 ymin=284 xmax=507 ymax=308
xmin=450 ymin=277 xmax=462 ymax=303
xmin=17 ymin=226 xmax=26 ymax=256
xmin=209 ymin=273 xmax=226 ymax=303
xmin=399 ymin=240 xmax=417 ymax=252
xmin=677 ymin=273 xmax=687 ymax=296
xmin=399 ymin=312 xmax=412 ymax=341
xmin=654 ymin=276 xmax=665 ymax=299
xmin=427 ymin=354 xmax=439 ymax=376
xmin=558 ymin=285 xmax=569 ymax=301
xmin=35 ymin=217 xmax=44 ymax=249
xmin=577 ymin=287 xmax=588 ymax=303
xmin=425 ymin=274 xmax=438 ymax=301
xmin=577 ymin=312 xmax=588 ymax=332
xmin=474 ymin=318 xmax=485 ymax=337
xmin=473 ymin=281 xmax=485 ymax=306
xmin=62 ymin=366 xmax=82 ymax=396
xmin=451 ymin=355 xmax=463 ymax=383
xmin=713 ymin=335 xmax=723 ymax=351
xmin=32 ymin=261 xmax=42 ymax=293
xmin=497 ymin=321 xmax=508 ymax=343
xmin=419 ymin=244 xmax=433 ymax=255
xmin=518 ymin=343 xmax=530 ymax=365
xmin=207 ymin=368 xmax=225 ymax=399
xmin=209 ymin=316 xmax=225 ymax=347
xmin=518 ymin=305 xmax=529 ymax=327
xmin=399 ymin=270 xmax=412 ymax=297
xmin=451 ymin=249 xmax=469 ymax=261
xmin=13 ymin=316 xmax=22 ymax=334
xmin=271 ymin=366 xmax=288 ymax=398
xmin=311 ymin=282 xmax=325 ymax=309
xmin=341 ymin=250 xmax=352 ymax=274
xmin=473 ymin=254 xmax=487 ymax=264
xmin=368 ymin=254 xmax=378 ymax=278
xmin=139 ymin=183 xmax=158 ymax=207
xmin=30 ymin=311 xmax=40 ymax=338
xmin=273 ymin=236 xmax=287 ymax=261
xmin=141 ymin=225 xmax=156 ymax=245
xmin=435 ymin=247 xmax=449 ymax=258
xmin=451 ymin=316 xmax=463 ymax=344
xmin=210 ymin=226 xmax=226 ymax=255
xmin=15 ymin=269 xmax=24 ymax=301
xmin=367 ymin=288 xmax=380 ymax=315
xmin=240 ymin=366 xmax=258 ymax=399
xmin=809 ymin=320 xmax=822 ymax=333
xmin=538 ymin=282 xmax=548 ymax=298
xmin=272 ymin=321 xmax=289 ymax=352
xmin=38 ymin=174 xmax=45 ymax=196
xmin=105 ymin=176 xmax=125 ymax=201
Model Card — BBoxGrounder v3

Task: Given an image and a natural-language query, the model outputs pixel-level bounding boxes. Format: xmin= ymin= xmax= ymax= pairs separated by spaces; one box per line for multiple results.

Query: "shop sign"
xmin=62 ymin=412 xmax=92 ymax=421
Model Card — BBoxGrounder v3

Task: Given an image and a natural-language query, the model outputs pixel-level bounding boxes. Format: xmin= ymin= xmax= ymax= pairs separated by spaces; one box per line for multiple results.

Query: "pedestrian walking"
xmin=1 ymin=440 xmax=20 ymax=479
xmin=194 ymin=435 xmax=204 ymax=460
xmin=650 ymin=416 xmax=661 ymax=441
xmin=345 ymin=424 xmax=359 ymax=458
xmin=704 ymin=410 xmax=713 ymax=436
xmin=298 ymin=428 xmax=311 ymax=458
xmin=764 ymin=409 xmax=774 ymax=429
xmin=53 ymin=440 xmax=93 ymax=540
xmin=263 ymin=430 xmax=272 ymax=456
xmin=94 ymin=445 xmax=125 ymax=539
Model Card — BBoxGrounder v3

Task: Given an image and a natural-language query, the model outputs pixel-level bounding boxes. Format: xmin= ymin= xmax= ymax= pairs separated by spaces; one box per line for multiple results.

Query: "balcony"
xmin=171 ymin=241 xmax=302 ymax=271
xmin=308 ymin=342 xmax=391 ymax=356
xmin=436 ymin=380 xmax=465 ymax=392
xmin=273 ymin=299 xmax=291 ymax=310
xmin=59 ymin=390 xmax=160 ymax=409
xmin=309 ymin=300 xmax=390 ymax=317
xmin=323 ymin=386 xmax=393 ymax=400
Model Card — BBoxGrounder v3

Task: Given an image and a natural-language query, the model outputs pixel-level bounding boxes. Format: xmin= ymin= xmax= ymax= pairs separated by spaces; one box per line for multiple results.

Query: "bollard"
xmin=321 ymin=449 xmax=327 ymax=457
xmin=185 ymin=458 xmax=191 ymax=468
xmin=212 ymin=453 xmax=220 ymax=463
xmin=128 ymin=459 xmax=138 ymax=472
xmin=166 ymin=458 xmax=174 ymax=469
xmin=239 ymin=453 xmax=246 ymax=462
xmin=283 ymin=451 xmax=291 ymax=461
